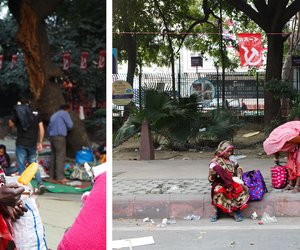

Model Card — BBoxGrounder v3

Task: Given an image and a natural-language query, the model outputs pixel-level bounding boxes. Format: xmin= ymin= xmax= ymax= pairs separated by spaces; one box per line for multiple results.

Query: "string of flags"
xmin=0 ymin=50 xmax=106 ymax=71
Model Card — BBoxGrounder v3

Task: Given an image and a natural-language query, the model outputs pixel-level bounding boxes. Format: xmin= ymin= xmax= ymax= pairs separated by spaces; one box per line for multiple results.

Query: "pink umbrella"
xmin=263 ymin=121 xmax=300 ymax=155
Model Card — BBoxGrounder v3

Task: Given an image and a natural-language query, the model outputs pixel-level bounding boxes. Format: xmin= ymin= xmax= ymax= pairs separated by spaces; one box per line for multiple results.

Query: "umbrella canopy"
xmin=263 ymin=121 xmax=300 ymax=155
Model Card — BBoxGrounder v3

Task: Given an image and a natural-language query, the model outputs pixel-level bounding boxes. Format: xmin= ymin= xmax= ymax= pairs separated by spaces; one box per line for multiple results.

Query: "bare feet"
xmin=292 ymin=186 xmax=300 ymax=193
xmin=56 ymin=178 xmax=69 ymax=184
xmin=282 ymin=184 xmax=295 ymax=191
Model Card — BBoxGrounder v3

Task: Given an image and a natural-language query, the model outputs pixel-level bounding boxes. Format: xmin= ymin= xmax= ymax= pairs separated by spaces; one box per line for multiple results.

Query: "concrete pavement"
xmin=113 ymin=157 xmax=300 ymax=220
xmin=34 ymin=193 xmax=82 ymax=249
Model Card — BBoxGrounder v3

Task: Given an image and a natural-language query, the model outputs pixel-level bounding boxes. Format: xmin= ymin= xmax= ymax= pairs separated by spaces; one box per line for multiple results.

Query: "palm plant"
xmin=113 ymin=88 xmax=241 ymax=149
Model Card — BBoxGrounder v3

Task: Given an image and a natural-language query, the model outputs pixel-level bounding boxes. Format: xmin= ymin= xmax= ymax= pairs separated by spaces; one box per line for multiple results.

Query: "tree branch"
xmin=225 ymin=0 xmax=268 ymax=31
xmin=283 ymin=1 xmax=300 ymax=25
xmin=28 ymin=0 xmax=63 ymax=20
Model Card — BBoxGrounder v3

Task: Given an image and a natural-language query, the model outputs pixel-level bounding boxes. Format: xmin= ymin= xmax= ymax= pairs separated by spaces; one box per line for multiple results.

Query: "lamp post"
xmin=219 ymin=0 xmax=226 ymax=108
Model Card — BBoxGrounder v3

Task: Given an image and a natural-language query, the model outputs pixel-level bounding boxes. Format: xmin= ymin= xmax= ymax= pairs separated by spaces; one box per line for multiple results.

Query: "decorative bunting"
xmin=10 ymin=54 xmax=18 ymax=69
xmin=237 ymin=33 xmax=263 ymax=67
xmin=80 ymin=51 xmax=89 ymax=70
xmin=0 ymin=55 xmax=3 ymax=69
xmin=63 ymin=52 xmax=71 ymax=70
xmin=98 ymin=50 xmax=106 ymax=70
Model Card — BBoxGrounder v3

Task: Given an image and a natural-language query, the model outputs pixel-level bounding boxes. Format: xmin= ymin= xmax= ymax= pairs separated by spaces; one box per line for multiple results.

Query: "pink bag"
xmin=271 ymin=165 xmax=288 ymax=189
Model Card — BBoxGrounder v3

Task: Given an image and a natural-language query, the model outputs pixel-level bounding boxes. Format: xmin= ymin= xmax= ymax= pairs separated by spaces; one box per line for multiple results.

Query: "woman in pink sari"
xmin=263 ymin=120 xmax=300 ymax=192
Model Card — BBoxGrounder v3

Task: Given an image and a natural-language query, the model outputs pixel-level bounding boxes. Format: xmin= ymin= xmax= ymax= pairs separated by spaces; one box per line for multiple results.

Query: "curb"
xmin=113 ymin=192 xmax=300 ymax=219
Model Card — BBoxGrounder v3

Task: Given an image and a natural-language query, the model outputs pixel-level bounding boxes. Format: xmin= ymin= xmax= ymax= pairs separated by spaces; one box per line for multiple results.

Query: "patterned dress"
xmin=209 ymin=157 xmax=249 ymax=214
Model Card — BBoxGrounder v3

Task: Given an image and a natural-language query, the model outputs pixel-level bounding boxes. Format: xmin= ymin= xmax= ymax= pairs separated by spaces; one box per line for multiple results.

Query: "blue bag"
xmin=75 ymin=149 xmax=94 ymax=164
xmin=242 ymin=170 xmax=268 ymax=201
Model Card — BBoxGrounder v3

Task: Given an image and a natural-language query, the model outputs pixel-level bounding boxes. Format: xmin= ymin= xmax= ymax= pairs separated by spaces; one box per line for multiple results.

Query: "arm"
xmin=8 ymin=119 xmax=15 ymax=128
xmin=213 ymin=165 xmax=233 ymax=189
xmin=37 ymin=122 xmax=44 ymax=152
xmin=64 ymin=112 xmax=73 ymax=130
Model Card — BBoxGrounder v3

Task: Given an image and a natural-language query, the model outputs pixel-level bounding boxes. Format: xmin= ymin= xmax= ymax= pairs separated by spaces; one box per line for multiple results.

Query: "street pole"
xmin=219 ymin=0 xmax=226 ymax=109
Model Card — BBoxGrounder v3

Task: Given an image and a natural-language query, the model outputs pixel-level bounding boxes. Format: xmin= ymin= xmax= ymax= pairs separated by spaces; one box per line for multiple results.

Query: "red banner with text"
xmin=237 ymin=33 xmax=263 ymax=67
xmin=80 ymin=51 xmax=89 ymax=70
xmin=63 ymin=52 xmax=71 ymax=70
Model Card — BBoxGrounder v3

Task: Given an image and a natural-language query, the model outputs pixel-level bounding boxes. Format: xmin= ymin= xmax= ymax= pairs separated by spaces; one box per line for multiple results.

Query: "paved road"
xmin=113 ymin=218 xmax=300 ymax=250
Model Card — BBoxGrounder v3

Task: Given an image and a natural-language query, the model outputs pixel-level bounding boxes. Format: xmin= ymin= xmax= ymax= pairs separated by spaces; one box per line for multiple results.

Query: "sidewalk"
xmin=113 ymin=157 xmax=300 ymax=219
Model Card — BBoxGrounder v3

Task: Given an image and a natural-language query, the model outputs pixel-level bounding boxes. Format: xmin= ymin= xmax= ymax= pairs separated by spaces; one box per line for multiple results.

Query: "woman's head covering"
xmin=215 ymin=140 xmax=234 ymax=157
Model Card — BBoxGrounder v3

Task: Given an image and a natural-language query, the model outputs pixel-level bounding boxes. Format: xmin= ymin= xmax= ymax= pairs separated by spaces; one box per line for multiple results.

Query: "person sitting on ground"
xmin=0 ymin=144 xmax=17 ymax=176
xmin=208 ymin=140 xmax=249 ymax=222
xmin=94 ymin=143 xmax=106 ymax=164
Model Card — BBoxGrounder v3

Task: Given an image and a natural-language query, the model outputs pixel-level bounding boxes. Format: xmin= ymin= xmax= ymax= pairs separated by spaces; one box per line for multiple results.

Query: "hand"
xmin=237 ymin=168 xmax=243 ymax=178
xmin=37 ymin=143 xmax=43 ymax=152
xmin=8 ymin=200 xmax=28 ymax=222
xmin=0 ymin=183 xmax=25 ymax=207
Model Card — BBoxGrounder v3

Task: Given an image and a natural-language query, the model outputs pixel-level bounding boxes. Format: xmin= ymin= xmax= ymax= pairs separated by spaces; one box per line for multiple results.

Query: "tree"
xmin=225 ymin=0 xmax=300 ymax=125
xmin=7 ymin=0 xmax=106 ymax=155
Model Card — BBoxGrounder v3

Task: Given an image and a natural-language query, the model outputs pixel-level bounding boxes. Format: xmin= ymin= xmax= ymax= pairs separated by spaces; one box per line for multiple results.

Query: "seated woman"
xmin=208 ymin=141 xmax=249 ymax=222
xmin=0 ymin=144 xmax=17 ymax=176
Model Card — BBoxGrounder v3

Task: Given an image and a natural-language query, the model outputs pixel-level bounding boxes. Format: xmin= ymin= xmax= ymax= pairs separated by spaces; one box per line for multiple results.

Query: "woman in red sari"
xmin=208 ymin=141 xmax=249 ymax=222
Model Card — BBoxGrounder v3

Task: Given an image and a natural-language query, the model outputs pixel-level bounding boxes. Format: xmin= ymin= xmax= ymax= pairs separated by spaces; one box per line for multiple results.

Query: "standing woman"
xmin=208 ymin=141 xmax=249 ymax=222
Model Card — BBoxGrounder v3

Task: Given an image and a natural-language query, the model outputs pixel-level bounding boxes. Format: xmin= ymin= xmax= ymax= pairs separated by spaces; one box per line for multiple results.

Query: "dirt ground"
xmin=113 ymin=124 xmax=271 ymax=161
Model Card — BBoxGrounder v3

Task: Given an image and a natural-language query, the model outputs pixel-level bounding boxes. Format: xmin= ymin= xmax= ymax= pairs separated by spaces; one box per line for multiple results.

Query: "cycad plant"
xmin=113 ymin=88 xmax=240 ymax=149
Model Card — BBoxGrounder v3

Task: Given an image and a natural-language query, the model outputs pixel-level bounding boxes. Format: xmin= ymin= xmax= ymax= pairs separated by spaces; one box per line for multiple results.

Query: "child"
xmin=0 ymin=144 xmax=17 ymax=176
xmin=94 ymin=144 xmax=106 ymax=164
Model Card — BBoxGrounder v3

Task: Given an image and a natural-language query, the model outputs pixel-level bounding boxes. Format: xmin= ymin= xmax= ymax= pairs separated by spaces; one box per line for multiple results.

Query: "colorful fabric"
xmin=209 ymin=157 xmax=249 ymax=214
xmin=58 ymin=172 xmax=106 ymax=250
xmin=263 ymin=121 xmax=300 ymax=155
xmin=242 ymin=170 xmax=267 ymax=201
xmin=271 ymin=165 xmax=288 ymax=189
xmin=263 ymin=121 xmax=300 ymax=181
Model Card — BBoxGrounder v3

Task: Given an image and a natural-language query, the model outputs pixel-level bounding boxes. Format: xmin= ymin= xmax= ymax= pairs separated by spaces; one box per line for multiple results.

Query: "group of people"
xmin=8 ymin=99 xmax=74 ymax=191
xmin=0 ymin=98 xmax=75 ymax=248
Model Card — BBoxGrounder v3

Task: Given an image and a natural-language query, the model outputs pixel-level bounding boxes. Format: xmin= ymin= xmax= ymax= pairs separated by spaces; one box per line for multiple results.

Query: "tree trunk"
xmin=123 ymin=32 xmax=137 ymax=119
xmin=8 ymin=0 xmax=90 ymax=156
xmin=125 ymin=33 xmax=137 ymax=85
xmin=264 ymin=34 xmax=285 ymax=124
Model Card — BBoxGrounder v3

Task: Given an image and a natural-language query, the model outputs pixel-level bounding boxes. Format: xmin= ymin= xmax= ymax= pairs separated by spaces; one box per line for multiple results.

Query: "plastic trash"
xmin=250 ymin=211 xmax=258 ymax=220
xmin=143 ymin=217 xmax=150 ymax=222
xmin=162 ymin=218 xmax=168 ymax=225
xmin=167 ymin=218 xmax=176 ymax=224
xmin=260 ymin=212 xmax=277 ymax=224
xmin=184 ymin=214 xmax=201 ymax=220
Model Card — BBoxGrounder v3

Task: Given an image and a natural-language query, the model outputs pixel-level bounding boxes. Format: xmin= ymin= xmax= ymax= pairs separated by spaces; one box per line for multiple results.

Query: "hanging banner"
xmin=63 ymin=52 xmax=71 ymax=70
xmin=80 ymin=51 xmax=89 ymax=70
xmin=10 ymin=54 xmax=18 ymax=69
xmin=0 ymin=55 xmax=3 ymax=69
xmin=98 ymin=50 xmax=106 ymax=70
xmin=237 ymin=33 xmax=263 ymax=67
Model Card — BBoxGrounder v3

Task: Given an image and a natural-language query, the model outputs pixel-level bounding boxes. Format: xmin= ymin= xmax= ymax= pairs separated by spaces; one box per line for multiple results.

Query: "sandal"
xmin=232 ymin=211 xmax=243 ymax=222
xmin=210 ymin=214 xmax=218 ymax=222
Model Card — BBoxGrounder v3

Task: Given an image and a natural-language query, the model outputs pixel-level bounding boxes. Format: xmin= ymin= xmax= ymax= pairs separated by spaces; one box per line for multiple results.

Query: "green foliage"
xmin=288 ymin=104 xmax=300 ymax=121
xmin=113 ymin=89 xmax=240 ymax=149
xmin=84 ymin=108 xmax=106 ymax=141
xmin=265 ymin=79 xmax=297 ymax=101
xmin=0 ymin=0 xmax=106 ymax=104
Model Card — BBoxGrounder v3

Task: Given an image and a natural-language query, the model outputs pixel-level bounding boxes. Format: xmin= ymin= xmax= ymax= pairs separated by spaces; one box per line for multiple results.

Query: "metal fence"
xmin=113 ymin=72 xmax=267 ymax=123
